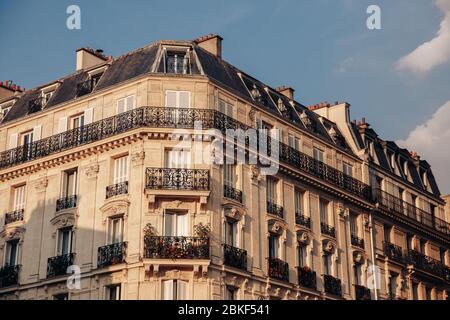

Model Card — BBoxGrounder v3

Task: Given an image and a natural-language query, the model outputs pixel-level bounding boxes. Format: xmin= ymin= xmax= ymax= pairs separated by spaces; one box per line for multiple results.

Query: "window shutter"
xmin=178 ymin=92 xmax=190 ymax=108
xmin=9 ymin=133 xmax=18 ymax=149
xmin=126 ymin=96 xmax=135 ymax=111
xmin=177 ymin=214 xmax=189 ymax=237
xmin=165 ymin=91 xmax=177 ymax=108
xmin=177 ymin=281 xmax=188 ymax=300
xmin=164 ymin=213 xmax=174 ymax=237
xmin=163 ymin=280 xmax=174 ymax=300
xmin=84 ymin=108 xmax=93 ymax=125
xmin=117 ymin=98 xmax=125 ymax=114
xmin=58 ymin=117 xmax=68 ymax=133
xmin=33 ymin=125 xmax=42 ymax=141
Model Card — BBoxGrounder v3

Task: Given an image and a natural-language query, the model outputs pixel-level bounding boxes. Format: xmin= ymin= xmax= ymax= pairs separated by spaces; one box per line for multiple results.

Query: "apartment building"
xmin=0 ymin=34 xmax=448 ymax=300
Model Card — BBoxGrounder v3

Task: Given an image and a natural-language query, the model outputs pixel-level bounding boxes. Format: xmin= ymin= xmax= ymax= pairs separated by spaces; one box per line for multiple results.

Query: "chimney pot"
xmin=196 ymin=34 xmax=223 ymax=58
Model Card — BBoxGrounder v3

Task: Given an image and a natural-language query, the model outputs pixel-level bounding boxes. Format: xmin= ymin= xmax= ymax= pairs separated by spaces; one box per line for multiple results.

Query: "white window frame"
xmin=313 ymin=147 xmax=324 ymax=162
xmin=162 ymin=279 xmax=188 ymax=300
xmin=71 ymin=113 xmax=85 ymax=129
xmin=117 ymin=95 xmax=135 ymax=114
xmin=108 ymin=217 xmax=124 ymax=245
xmin=319 ymin=199 xmax=329 ymax=225
xmin=113 ymin=156 xmax=129 ymax=184
xmin=218 ymin=99 xmax=234 ymax=117
xmin=224 ymin=164 xmax=237 ymax=188
xmin=294 ymin=189 xmax=304 ymax=215
xmin=4 ymin=240 xmax=19 ymax=267
xmin=163 ymin=211 xmax=190 ymax=237
xmin=343 ymin=162 xmax=353 ymax=177
xmin=165 ymin=90 xmax=191 ymax=109
xmin=266 ymin=177 xmax=278 ymax=204
xmin=62 ymin=168 xmax=78 ymax=198
xmin=57 ymin=228 xmax=73 ymax=256
xmin=164 ymin=149 xmax=191 ymax=168
xmin=106 ymin=284 xmax=121 ymax=300
xmin=21 ymin=130 xmax=34 ymax=146
xmin=12 ymin=185 xmax=26 ymax=211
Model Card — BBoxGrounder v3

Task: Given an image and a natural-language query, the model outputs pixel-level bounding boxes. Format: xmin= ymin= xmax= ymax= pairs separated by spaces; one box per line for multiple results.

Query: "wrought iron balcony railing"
xmin=351 ymin=234 xmax=365 ymax=249
xmin=47 ymin=253 xmax=75 ymax=278
xmin=56 ymin=195 xmax=77 ymax=212
xmin=0 ymin=265 xmax=20 ymax=288
xmin=144 ymin=236 xmax=210 ymax=260
xmin=297 ymin=266 xmax=317 ymax=290
xmin=97 ymin=242 xmax=127 ymax=268
xmin=145 ymin=168 xmax=210 ymax=191
xmin=321 ymin=222 xmax=336 ymax=238
xmin=407 ymin=250 xmax=447 ymax=279
xmin=355 ymin=284 xmax=371 ymax=300
xmin=223 ymin=244 xmax=247 ymax=271
xmin=267 ymin=201 xmax=284 ymax=219
xmin=4 ymin=209 xmax=24 ymax=225
xmin=268 ymin=258 xmax=289 ymax=282
xmin=106 ymin=181 xmax=128 ymax=199
xmin=323 ymin=274 xmax=342 ymax=297
xmin=376 ymin=189 xmax=450 ymax=237
xmin=0 ymin=107 xmax=371 ymax=202
xmin=295 ymin=213 xmax=311 ymax=229
xmin=224 ymin=185 xmax=243 ymax=203
xmin=383 ymin=241 xmax=405 ymax=263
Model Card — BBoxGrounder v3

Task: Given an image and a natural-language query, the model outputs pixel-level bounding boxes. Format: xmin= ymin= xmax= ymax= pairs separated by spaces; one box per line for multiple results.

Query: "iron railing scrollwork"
xmin=321 ymin=222 xmax=336 ymax=238
xmin=0 ymin=265 xmax=21 ymax=288
xmin=268 ymin=258 xmax=289 ymax=282
xmin=297 ymin=267 xmax=317 ymax=289
xmin=223 ymin=244 xmax=247 ymax=271
xmin=267 ymin=202 xmax=284 ymax=219
xmin=145 ymin=168 xmax=210 ymax=191
xmin=224 ymin=185 xmax=243 ymax=203
xmin=97 ymin=242 xmax=127 ymax=268
xmin=56 ymin=195 xmax=77 ymax=212
xmin=295 ymin=213 xmax=311 ymax=229
xmin=4 ymin=209 xmax=24 ymax=225
xmin=144 ymin=236 xmax=210 ymax=260
xmin=355 ymin=284 xmax=371 ymax=300
xmin=383 ymin=241 xmax=405 ymax=263
xmin=408 ymin=250 xmax=447 ymax=279
xmin=323 ymin=274 xmax=342 ymax=297
xmin=47 ymin=253 xmax=75 ymax=278
xmin=351 ymin=234 xmax=365 ymax=249
xmin=106 ymin=181 xmax=128 ymax=199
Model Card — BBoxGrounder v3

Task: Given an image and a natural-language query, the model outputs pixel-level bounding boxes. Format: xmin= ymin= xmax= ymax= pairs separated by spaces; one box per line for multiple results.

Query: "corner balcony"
xmin=383 ymin=241 xmax=405 ymax=264
xmin=0 ymin=265 xmax=20 ymax=288
xmin=144 ymin=236 xmax=210 ymax=260
xmin=268 ymin=258 xmax=289 ymax=282
xmin=295 ymin=213 xmax=311 ymax=229
xmin=267 ymin=202 xmax=284 ymax=219
xmin=407 ymin=250 xmax=447 ymax=280
xmin=351 ymin=234 xmax=365 ymax=249
xmin=323 ymin=274 xmax=342 ymax=297
xmin=321 ymin=222 xmax=336 ymax=238
xmin=223 ymin=244 xmax=247 ymax=271
xmin=4 ymin=209 xmax=24 ymax=225
xmin=224 ymin=185 xmax=243 ymax=203
xmin=297 ymin=266 xmax=317 ymax=290
xmin=355 ymin=284 xmax=371 ymax=300
xmin=97 ymin=242 xmax=127 ymax=268
xmin=56 ymin=195 xmax=77 ymax=212
xmin=47 ymin=253 xmax=75 ymax=278
xmin=106 ymin=181 xmax=128 ymax=199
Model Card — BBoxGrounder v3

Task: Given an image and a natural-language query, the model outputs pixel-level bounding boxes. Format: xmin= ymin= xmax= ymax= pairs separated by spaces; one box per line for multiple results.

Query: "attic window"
xmin=422 ymin=171 xmax=428 ymax=187
xmin=0 ymin=106 xmax=11 ymax=121
xmin=251 ymin=84 xmax=262 ymax=102
xmin=77 ymin=72 xmax=103 ymax=97
xmin=165 ymin=50 xmax=191 ymax=75
xmin=277 ymin=98 xmax=287 ymax=114
xmin=300 ymin=111 xmax=314 ymax=131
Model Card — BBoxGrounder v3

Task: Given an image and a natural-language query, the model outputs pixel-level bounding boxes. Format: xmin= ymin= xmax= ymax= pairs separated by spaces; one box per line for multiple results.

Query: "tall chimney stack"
xmin=195 ymin=34 xmax=223 ymax=58
xmin=76 ymin=47 xmax=108 ymax=71
xmin=277 ymin=86 xmax=295 ymax=100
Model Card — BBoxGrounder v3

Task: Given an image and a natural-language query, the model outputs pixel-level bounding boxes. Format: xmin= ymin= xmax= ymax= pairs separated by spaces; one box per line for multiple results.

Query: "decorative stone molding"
xmin=33 ymin=177 xmax=48 ymax=193
xmin=248 ymin=108 xmax=257 ymax=122
xmin=297 ymin=230 xmax=311 ymax=246
xmin=353 ymin=250 xmax=365 ymax=265
xmin=322 ymin=239 xmax=336 ymax=255
xmin=131 ymin=150 xmax=145 ymax=166
xmin=249 ymin=165 xmax=261 ymax=183
xmin=0 ymin=226 xmax=26 ymax=242
xmin=337 ymin=203 xmax=348 ymax=219
xmin=99 ymin=197 xmax=130 ymax=224
xmin=84 ymin=162 xmax=100 ymax=179
xmin=268 ymin=219 xmax=284 ymax=236
xmin=223 ymin=206 xmax=245 ymax=221
xmin=50 ymin=211 xmax=77 ymax=228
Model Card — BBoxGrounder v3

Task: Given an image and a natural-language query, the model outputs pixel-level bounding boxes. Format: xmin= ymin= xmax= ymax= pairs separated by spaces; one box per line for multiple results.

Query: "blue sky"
xmin=1 ymin=0 xmax=450 ymax=192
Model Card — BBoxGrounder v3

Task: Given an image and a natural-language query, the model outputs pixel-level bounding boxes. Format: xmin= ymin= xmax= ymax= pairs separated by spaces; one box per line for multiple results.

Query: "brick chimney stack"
xmin=277 ymin=85 xmax=295 ymax=100
xmin=195 ymin=34 xmax=223 ymax=58
xmin=0 ymin=80 xmax=25 ymax=100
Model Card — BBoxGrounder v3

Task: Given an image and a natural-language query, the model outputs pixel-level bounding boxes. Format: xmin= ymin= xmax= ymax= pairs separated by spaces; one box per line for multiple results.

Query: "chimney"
xmin=0 ymin=80 xmax=24 ymax=100
xmin=277 ymin=85 xmax=295 ymax=100
xmin=195 ymin=34 xmax=223 ymax=58
xmin=76 ymin=47 xmax=108 ymax=71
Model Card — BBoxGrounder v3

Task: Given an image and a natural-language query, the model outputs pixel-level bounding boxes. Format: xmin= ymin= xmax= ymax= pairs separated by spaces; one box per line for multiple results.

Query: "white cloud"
xmin=397 ymin=100 xmax=450 ymax=194
xmin=396 ymin=0 xmax=450 ymax=75
xmin=335 ymin=57 xmax=355 ymax=73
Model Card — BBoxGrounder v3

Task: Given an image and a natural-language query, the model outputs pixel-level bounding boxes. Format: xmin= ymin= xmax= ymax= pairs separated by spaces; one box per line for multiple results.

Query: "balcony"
xmin=355 ymin=284 xmax=371 ymax=300
xmin=268 ymin=258 xmax=289 ymax=282
xmin=295 ymin=213 xmax=311 ymax=229
xmin=376 ymin=189 xmax=450 ymax=237
xmin=351 ymin=234 xmax=365 ymax=249
xmin=144 ymin=236 xmax=209 ymax=260
xmin=56 ymin=195 xmax=77 ymax=212
xmin=0 ymin=265 xmax=20 ymax=288
xmin=106 ymin=181 xmax=128 ymax=199
xmin=224 ymin=185 xmax=243 ymax=203
xmin=145 ymin=168 xmax=210 ymax=191
xmin=297 ymin=266 xmax=317 ymax=290
xmin=47 ymin=253 xmax=75 ymax=278
xmin=267 ymin=202 xmax=284 ymax=219
xmin=4 ymin=209 xmax=24 ymax=225
xmin=323 ymin=274 xmax=342 ymax=297
xmin=97 ymin=242 xmax=127 ymax=268
xmin=223 ymin=244 xmax=247 ymax=271
xmin=383 ymin=241 xmax=405 ymax=263
xmin=408 ymin=250 xmax=447 ymax=279
xmin=321 ymin=222 xmax=336 ymax=238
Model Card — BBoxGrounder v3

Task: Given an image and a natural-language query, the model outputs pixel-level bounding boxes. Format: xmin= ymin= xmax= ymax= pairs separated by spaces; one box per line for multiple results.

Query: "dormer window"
xmin=43 ymin=91 xmax=54 ymax=105
xmin=277 ymin=98 xmax=287 ymax=114
xmin=251 ymin=84 xmax=262 ymax=102
xmin=77 ymin=72 xmax=103 ymax=97
xmin=300 ymin=112 xmax=313 ymax=130
xmin=165 ymin=50 xmax=190 ymax=74
xmin=0 ymin=103 xmax=13 ymax=121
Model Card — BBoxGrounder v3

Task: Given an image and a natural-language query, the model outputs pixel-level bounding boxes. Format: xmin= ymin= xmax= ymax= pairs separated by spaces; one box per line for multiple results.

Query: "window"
xmin=343 ymin=162 xmax=353 ymax=177
xmin=62 ymin=169 xmax=78 ymax=198
xmin=106 ymin=285 xmax=121 ymax=300
xmin=219 ymin=99 xmax=233 ymax=117
xmin=389 ymin=273 xmax=398 ymax=298
xmin=412 ymin=282 xmax=419 ymax=300
xmin=319 ymin=199 xmax=329 ymax=225
xmin=108 ymin=217 xmax=124 ymax=244
xmin=298 ymin=245 xmax=307 ymax=267
xmin=288 ymin=134 xmax=300 ymax=151
xmin=323 ymin=254 xmax=331 ymax=275
xmin=224 ymin=164 xmax=236 ymax=187
xmin=226 ymin=287 xmax=237 ymax=300
xmin=12 ymin=185 xmax=26 ymax=211
xmin=5 ymin=240 xmax=19 ymax=267
xmin=117 ymin=95 xmax=135 ymax=114
xmin=165 ymin=90 xmax=190 ymax=108
xmin=57 ymin=228 xmax=73 ymax=255
xmin=162 ymin=280 xmax=188 ymax=300
xmin=266 ymin=177 xmax=277 ymax=204
xmin=42 ymin=91 xmax=54 ymax=106
xmin=350 ymin=214 xmax=358 ymax=237
xmin=268 ymin=235 xmax=279 ymax=259
xmin=353 ymin=264 xmax=362 ymax=286
xmin=384 ymin=225 xmax=392 ymax=243
xmin=21 ymin=130 xmax=34 ymax=146
xmin=53 ymin=293 xmax=69 ymax=300
xmin=294 ymin=189 xmax=304 ymax=215
xmin=166 ymin=51 xmax=190 ymax=74
xmin=313 ymin=147 xmax=324 ymax=162
xmin=225 ymin=220 xmax=237 ymax=247
xmin=440 ymin=248 xmax=446 ymax=265
xmin=419 ymin=239 xmax=426 ymax=254
xmin=113 ymin=156 xmax=128 ymax=184
xmin=425 ymin=287 xmax=432 ymax=300
xmin=71 ymin=114 xmax=85 ymax=129
xmin=164 ymin=212 xmax=189 ymax=237
xmin=165 ymin=149 xmax=190 ymax=168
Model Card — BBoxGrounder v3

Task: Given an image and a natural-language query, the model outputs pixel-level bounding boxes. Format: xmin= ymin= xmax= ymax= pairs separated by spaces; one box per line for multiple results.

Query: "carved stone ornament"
xmin=50 ymin=211 xmax=76 ymax=228
xmin=297 ymin=231 xmax=311 ymax=246
xmin=33 ymin=177 xmax=48 ymax=192
xmin=224 ymin=207 xmax=243 ymax=221
xmin=322 ymin=239 xmax=336 ymax=255
xmin=250 ymin=165 xmax=261 ymax=183
xmin=100 ymin=198 xmax=130 ymax=223
xmin=131 ymin=150 xmax=145 ymax=166
xmin=353 ymin=250 xmax=365 ymax=265
xmin=0 ymin=226 xmax=26 ymax=241
xmin=248 ymin=108 xmax=257 ymax=122
xmin=268 ymin=220 xmax=284 ymax=236
xmin=84 ymin=162 xmax=100 ymax=178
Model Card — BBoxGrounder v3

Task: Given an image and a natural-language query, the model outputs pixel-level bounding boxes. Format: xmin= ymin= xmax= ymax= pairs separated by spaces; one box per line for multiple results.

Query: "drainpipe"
xmin=369 ymin=211 xmax=379 ymax=300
